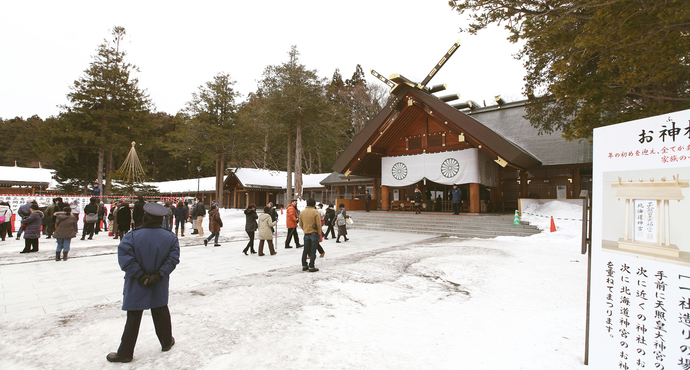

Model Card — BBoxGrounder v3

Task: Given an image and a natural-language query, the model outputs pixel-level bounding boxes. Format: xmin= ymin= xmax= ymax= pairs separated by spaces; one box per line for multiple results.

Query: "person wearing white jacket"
xmin=0 ymin=202 xmax=12 ymax=241
xmin=257 ymin=206 xmax=277 ymax=256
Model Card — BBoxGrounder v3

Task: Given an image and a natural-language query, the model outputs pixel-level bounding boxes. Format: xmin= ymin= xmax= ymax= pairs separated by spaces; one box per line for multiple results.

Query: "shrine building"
xmin=332 ymin=76 xmax=592 ymax=213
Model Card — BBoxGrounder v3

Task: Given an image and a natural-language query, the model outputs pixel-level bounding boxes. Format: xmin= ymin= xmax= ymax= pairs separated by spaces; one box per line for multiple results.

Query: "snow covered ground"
xmin=0 ymin=202 xmax=589 ymax=369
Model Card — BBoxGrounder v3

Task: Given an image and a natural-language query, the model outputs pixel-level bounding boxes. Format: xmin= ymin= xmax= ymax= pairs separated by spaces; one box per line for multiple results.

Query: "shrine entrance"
xmin=424 ymin=183 xmax=468 ymax=212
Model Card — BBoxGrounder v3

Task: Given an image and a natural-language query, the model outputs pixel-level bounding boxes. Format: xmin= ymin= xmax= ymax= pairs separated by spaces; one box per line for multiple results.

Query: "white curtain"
xmin=478 ymin=150 xmax=499 ymax=187
xmin=381 ymin=149 xmax=493 ymax=187
xmin=381 ymin=153 xmax=426 ymax=187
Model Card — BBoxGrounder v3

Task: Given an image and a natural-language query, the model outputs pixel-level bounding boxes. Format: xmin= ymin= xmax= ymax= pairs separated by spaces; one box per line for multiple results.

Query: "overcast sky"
xmin=0 ymin=0 xmax=527 ymax=120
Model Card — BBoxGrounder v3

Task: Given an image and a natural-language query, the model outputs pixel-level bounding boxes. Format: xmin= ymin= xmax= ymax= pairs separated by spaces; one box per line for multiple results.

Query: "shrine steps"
xmin=345 ymin=211 xmax=542 ymax=239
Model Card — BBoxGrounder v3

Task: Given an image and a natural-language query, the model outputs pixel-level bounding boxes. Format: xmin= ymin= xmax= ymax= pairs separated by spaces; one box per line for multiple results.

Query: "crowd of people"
xmin=3 ymin=192 xmax=358 ymax=364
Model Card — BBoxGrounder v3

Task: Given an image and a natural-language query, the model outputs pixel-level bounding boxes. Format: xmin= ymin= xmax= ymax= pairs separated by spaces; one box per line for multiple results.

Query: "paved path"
xmin=0 ymin=230 xmax=435 ymax=320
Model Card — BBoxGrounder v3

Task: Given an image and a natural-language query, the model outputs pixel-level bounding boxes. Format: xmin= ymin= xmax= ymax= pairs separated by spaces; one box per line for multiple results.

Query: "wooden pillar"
xmin=573 ymin=167 xmax=581 ymax=199
xmin=265 ymin=192 xmax=269 ymax=206
xmin=382 ymin=185 xmax=389 ymax=211
xmin=469 ymin=183 xmax=480 ymax=213
xmin=245 ymin=192 xmax=249 ymax=209
xmin=520 ymin=171 xmax=529 ymax=198
xmin=372 ymin=178 xmax=378 ymax=210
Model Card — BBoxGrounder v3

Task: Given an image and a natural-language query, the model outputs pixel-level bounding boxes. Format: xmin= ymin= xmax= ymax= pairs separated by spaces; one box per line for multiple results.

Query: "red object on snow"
xmin=550 ymin=216 xmax=557 ymax=232
xmin=280 ymin=208 xmax=284 ymax=215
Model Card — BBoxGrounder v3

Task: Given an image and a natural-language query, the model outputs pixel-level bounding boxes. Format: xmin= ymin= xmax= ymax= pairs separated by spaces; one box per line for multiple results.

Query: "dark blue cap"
xmin=143 ymin=202 xmax=168 ymax=217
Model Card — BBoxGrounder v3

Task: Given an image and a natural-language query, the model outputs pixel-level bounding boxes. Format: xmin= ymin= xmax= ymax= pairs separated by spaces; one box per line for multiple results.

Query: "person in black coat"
xmin=132 ymin=195 xmax=146 ymax=229
xmin=414 ymin=187 xmax=423 ymax=214
xmin=324 ymin=204 xmax=336 ymax=240
xmin=173 ymin=201 xmax=187 ymax=237
xmin=243 ymin=203 xmax=258 ymax=255
xmin=81 ymin=197 xmax=99 ymax=240
xmin=117 ymin=203 xmax=132 ymax=241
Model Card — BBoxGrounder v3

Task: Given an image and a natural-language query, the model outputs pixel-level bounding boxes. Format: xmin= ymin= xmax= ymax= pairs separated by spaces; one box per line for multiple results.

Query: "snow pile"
xmin=521 ymin=200 xmax=584 ymax=236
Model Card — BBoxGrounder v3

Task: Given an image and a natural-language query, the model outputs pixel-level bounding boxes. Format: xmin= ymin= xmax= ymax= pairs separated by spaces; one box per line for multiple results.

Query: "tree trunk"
xmin=97 ymin=148 xmax=104 ymax=195
xmin=317 ymin=148 xmax=322 ymax=173
xmin=294 ymin=110 xmax=303 ymax=199
xmin=215 ymin=156 xmax=225 ymax=208
xmin=105 ymin=149 xmax=113 ymax=196
xmin=286 ymin=131 xmax=293 ymax=203
xmin=263 ymin=134 xmax=269 ymax=169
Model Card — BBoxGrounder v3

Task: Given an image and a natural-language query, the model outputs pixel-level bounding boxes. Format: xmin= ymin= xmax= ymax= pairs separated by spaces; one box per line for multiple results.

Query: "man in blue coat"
xmin=452 ymin=185 xmax=462 ymax=215
xmin=107 ymin=203 xmax=180 ymax=363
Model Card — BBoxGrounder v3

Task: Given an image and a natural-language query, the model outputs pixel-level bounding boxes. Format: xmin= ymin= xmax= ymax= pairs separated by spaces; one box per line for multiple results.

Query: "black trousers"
xmin=82 ymin=222 xmax=95 ymax=238
xmin=453 ymin=202 xmax=461 ymax=215
xmin=0 ymin=222 xmax=9 ymax=241
xmin=244 ymin=231 xmax=255 ymax=252
xmin=285 ymin=227 xmax=300 ymax=247
xmin=117 ymin=305 xmax=173 ymax=358
xmin=365 ymin=202 xmax=370 ymax=212
xmin=22 ymin=238 xmax=38 ymax=252
xmin=325 ymin=224 xmax=336 ymax=238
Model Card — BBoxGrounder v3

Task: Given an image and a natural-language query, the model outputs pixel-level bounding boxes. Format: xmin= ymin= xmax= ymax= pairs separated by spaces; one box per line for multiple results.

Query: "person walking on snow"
xmin=20 ymin=204 xmax=43 ymax=253
xmin=324 ymin=204 xmax=336 ymax=240
xmin=107 ymin=203 xmax=180 ymax=363
xmin=299 ymin=198 xmax=321 ymax=272
xmin=203 ymin=204 xmax=223 ymax=247
xmin=284 ymin=199 xmax=301 ymax=249
xmin=53 ymin=206 xmax=77 ymax=261
xmin=243 ymin=203 xmax=258 ymax=255
xmin=333 ymin=203 xmax=350 ymax=243
xmin=15 ymin=199 xmax=35 ymax=240
xmin=174 ymin=201 xmax=187 ymax=237
xmin=258 ymin=206 xmax=277 ymax=256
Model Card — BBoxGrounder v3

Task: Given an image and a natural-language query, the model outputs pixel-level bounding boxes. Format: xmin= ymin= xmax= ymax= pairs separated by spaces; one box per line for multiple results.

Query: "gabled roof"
xmin=467 ymin=101 xmax=592 ymax=166
xmin=149 ymin=176 xmax=221 ymax=193
xmin=319 ymin=172 xmax=372 ymax=185
xmin=332 ymin=84 xmax=542 ymax=177
xmin=0 ymin=165 xmax=58 ymax=189
xmin=225 ymin=168 xmax=330 ymax=190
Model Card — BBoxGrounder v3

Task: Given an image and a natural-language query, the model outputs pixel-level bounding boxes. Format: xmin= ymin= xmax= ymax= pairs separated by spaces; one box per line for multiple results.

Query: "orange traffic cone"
xmin=280 ymin=208 xmax=284 ymax=215
xmin=550 ymin=216 xmax=557 ymax=232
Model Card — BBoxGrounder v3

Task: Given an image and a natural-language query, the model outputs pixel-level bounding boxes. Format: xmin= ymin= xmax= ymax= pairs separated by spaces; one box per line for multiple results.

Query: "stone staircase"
xmin=344 ymin=211 xmax=542 ymax=239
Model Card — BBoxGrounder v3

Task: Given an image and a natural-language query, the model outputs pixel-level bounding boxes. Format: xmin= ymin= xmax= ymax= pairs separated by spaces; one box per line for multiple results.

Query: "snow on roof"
xmin=149 ymin=176 xmax=222 ymax=194
xmin=230 ymin=168 xmax=330 ymax=189
xmin=0 ymin=165 xmax=58 ymax=189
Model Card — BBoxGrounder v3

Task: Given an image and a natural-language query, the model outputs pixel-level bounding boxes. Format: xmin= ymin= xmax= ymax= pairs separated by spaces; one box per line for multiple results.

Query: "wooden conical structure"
xmin=117 ymin=141 xmax=146 ymax=186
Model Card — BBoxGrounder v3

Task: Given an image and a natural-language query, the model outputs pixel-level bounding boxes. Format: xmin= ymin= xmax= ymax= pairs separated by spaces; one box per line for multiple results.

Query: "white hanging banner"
xmin=424 ymin=149 xmax=480 ymax=185
xmin=381 ymin=153 xmax=426 ymax=187
xmin=478 ymin=150 xmax=499 ymax=188
xmin=381 ymin=149 xmax=488 ymax=186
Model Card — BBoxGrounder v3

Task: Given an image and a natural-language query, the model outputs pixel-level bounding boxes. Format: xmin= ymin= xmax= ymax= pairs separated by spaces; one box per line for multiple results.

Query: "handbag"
xmin=346 ymin=217 xmax=353 ymax=225
xmin=85 ymin=213 xmax=98 ymax=223
xmin=0 ymin=215 xmax=5 ymax=224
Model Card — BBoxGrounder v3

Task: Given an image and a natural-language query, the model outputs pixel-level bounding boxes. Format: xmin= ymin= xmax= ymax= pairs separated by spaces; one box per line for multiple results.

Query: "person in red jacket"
xmin=284 ymin=199 xmax=301 ymax=249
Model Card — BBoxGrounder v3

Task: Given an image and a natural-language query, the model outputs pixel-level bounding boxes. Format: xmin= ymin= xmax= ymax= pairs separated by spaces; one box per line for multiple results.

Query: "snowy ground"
xmin=0 ymin=203 xmax=589 ymax=369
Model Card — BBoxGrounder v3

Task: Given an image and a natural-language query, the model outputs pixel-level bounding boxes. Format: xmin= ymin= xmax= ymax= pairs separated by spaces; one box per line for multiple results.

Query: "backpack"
xmin=336 ymin=211 xmax=346 ymax=227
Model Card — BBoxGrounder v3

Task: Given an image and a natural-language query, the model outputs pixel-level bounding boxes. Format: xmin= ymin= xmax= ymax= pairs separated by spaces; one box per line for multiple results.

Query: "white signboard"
xmin=590 ymin=109 xmax=690 ymax=369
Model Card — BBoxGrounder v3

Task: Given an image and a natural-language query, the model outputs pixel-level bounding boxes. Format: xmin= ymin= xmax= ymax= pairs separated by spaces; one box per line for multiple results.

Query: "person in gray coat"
xmin=107 ymin=203 xmax=180 ymax=363
xmin=20 ymin=204 xmax=43 ymax=253
xmin=53 ymin=207 xmax=77 ymax=261
xmin=333 ymin=203 xmax=350 ymax=243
